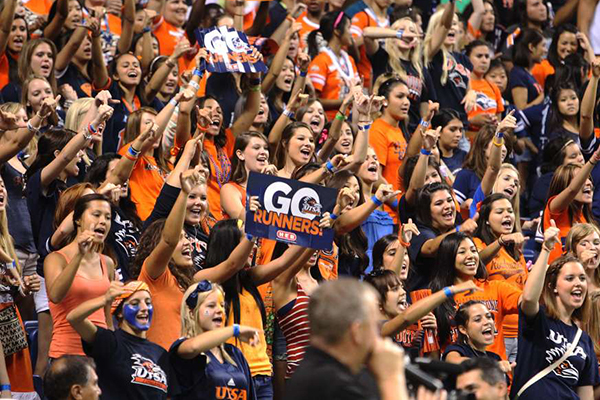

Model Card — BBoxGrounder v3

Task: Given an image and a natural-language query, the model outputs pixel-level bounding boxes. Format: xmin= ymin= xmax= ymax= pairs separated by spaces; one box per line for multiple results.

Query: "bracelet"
xmin=498 ymin=235 xmax=505 ymax=247
xmin=390 ymin=198 xmax=398 ymax=209
xmin=542 ymin=243 xmax=554 ymax=253
xmin=193 ymin=68 xmax=204 ymax=78
xmin=27 ymin=120 xmax=40 ymax=135
xmin=188 ymin=80 xmax=200 ymax=91
xmin=0 ymin=384 xmax=10 ymax=392
xmin=443 ymin=286 xmax=453 ymax=298
xmin=88 ymin=122 xmax=97 ymax=134
xmin=419 ymin=119 xmax=430 ymax=129
xmin=396 ymin=29 xmax=404 ymax=40
xmin=283 ymin=108 xmax=295 ymax=119
xmin=371 ymin=195 xmax=383 ymax=207
xmin=492 ymin=138 xmax=504 ymax=147
xmin=249 ymin=85 xmax=261 ymax=92
xmin=325 ymin=160 xmax=335 ymax=173
xmin=123 ymin=152 xmax=137 ymax=161
xmin=169 ymin=98 xmax=179 ymax=107
xmin=127 ymin=146 xmax=140 ymax=159
xmin=420 ymin=148 xmax=431 ymax=156
xmin=330 ymin=213 xmax=338 ymax=220
xmin=233 ymin=324 xmax=240 ymax=338
xmin=358 ymin=123 xmax=371 ymax=131
xmin=399 ymin=237 xmax=410 ymax=247
xmin=246 ymin=233 xmax=254 ymax=242
xmin=196 ymin=123 xmax=209 ymax=133
xmin=335 ymin=112 xmax=345 ymax=121
xmin=165 ymin=58 xmax=176 ymax=68
xmin=249 ymin=78 xmax=261 ymax=86
xmin=142 ymin=27 xmax=151 ymax=33
xmin=83 ymin=129 xmax=93 ymax=141
xmin=299 ymin=70 xmax=307 ymax=77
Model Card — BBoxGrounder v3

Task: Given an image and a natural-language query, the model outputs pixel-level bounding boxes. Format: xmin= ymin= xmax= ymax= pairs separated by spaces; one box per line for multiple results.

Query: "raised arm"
xmin=479 ymin=112 xmax=516 ymax=196
xmin=385 ymin=220 xmax=419 ymax=276
xmin=382 ymin=281 xmax=482 ymax=336
xmin=67 ymin=281 xmax=126 ymax=343
xmin=520 ymin=221 xmax=560 ymax=317
xmin=145 ymin=38 xmax=192 ymax=101
xmin=406 ymin=127 xmax=440 ymax=204
xmin=245 ymin=0 xmax=269 ymax=36
xmin=268 ymin=90 xmax=308 ymax=150
xmin=0 ymin=0 xmax=17 ymax=56
xmin=467 ymin=0 xmax=485 ymax=40
xmin=117 ymin=0 xmax=136 ymax=54
xmin=249 ymin=245 xmax=314 ymax=285
xmin=317 ymin=93 xmax=354 ymax=163
xmin=231 ymin=62 xmax=262 ymax=136
xmin=55 ymin=26 xmax=88 ymax=72
xmin=91 ymin=19 xmax=109 ymax=89
xmin=154 ymin=87 xmax=195 ymax=142
xmin=192 ymin=236 xmax=255 ymax=283
xmin=426 ymin=0 xmax=455 ymax=61
xmin=40 ymin=102 xmax=112 ymax=189
xmin=262 ymin=23 xmax=298 ymax=94
xmin=580 ymin=59 xmax=599 ymax=143
xmin=185 ymin=0 xmax=206 ymax=45
xmin=0 ymin=107 xmax=46 ymax=164
xmin=548 ymin=146 xmax=600 ymax=214
xmin=143 ymin=167 xmax=203 ymax=280
xmin=43 ymin=0 xmax=68 ymax=40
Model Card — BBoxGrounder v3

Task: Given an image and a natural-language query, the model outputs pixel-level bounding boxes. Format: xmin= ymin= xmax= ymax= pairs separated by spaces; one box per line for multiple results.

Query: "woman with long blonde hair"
xmin=169 ymin=280 xmax=260 ymax=399
xmin=565 ymin=223 xmax=600 ymax=293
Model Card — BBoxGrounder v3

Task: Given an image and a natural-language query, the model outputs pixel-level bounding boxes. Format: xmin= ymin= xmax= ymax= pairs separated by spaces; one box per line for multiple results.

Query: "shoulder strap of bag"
xmin=516 ymin=328 xmax=582 ymax=398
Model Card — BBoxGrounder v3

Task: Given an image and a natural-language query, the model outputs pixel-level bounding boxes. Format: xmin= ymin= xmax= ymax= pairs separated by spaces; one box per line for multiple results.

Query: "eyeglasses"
xmin=186 ymin=280 xmax=213 ymax=309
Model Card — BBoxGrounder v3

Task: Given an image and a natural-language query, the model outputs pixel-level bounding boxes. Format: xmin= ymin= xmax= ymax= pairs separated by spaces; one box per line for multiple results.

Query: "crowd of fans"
xmin=1 ymin=0 xmax=600 ymax=397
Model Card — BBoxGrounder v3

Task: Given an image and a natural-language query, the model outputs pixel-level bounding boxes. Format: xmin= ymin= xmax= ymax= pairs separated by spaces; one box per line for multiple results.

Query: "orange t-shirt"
xmin=531 ymin=59 xmax=555 ymax=90
xmin=153 ymin=16 xmax=185 ymax=57
xmin=543 ymin=195 xmax=587 ymax=263
xmin=227 ymin=288 xmax=272 ymax=376
xmin=350 ymin=8 xmax=389 ymax=89
xmin=203 ymin=128 xmax=234 ymax=221
xmin=308 ymin=49 xmax=359 ymax=121
xmin=453 ymin=279 xmax=522 ymax=360
xmin=473 ymin=237 xmax=527 ymax=338
xmin=138 ymin=259 xmax=183 ymax=350
xmin=295 ymin=11 xmax=319 ymax=49
xmin=22 ymin=0 xmax=53 ymax=15
xmin=118 ymin=144 xmax=169 ymax=221
xmin=369 ymin=117 xmax=407 ymax=223
xmin=0 ymin=53 xmax=9 ymax=91
xmin=467 ymin=79 xmax=504 ymax=127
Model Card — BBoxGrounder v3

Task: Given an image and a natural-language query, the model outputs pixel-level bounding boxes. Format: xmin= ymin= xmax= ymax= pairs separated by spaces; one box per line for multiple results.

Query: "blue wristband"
xmin=193 ymin=68 xmax=203 ymax=77
xmin=246 ymin=233 xmax=254 ymax=242
xmin=396 ymin=29 xmax=404 ymax=40
xmin=330 ymin=213 xmax=338 ymax=220
xmin=300 ymin=70 xmax=307 ymax=77
xmin=371 ymin=195 xmax=383 ymax=207
xmin=419 ymin=119 xmax=430 ymax=128
xmin=233 ymin=324 xmax=240 ymax=338
xmin=390 ymin=199 xmax=398 ymax=210
xmin=443 ymin=287 xmax=453 ymax=298
xmin=358 ymin=123 xmax=371 ymax=131
xmin=142 ymin=27 xmax=151 ymax=33
xmin=496 ymin=130 xmax=504 ymax=139
xmin=0 ymin=385 xmax=10 ymax=392
xmin=420 ymin=148 xmax=431 ymax=156
xmin=456 ymin=226 xmax=460 ymax=232
xmin=325 ymin=160 xmax=335 ymax=173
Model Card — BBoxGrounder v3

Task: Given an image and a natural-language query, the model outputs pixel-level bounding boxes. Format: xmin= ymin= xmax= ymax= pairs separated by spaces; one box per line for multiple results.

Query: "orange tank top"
xmin=48 ymin=251 xmax=110 ymax=358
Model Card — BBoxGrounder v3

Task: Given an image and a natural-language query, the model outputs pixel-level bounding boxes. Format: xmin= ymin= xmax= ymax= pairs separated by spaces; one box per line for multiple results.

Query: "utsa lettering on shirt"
xmin=130 ymin=354 xmax=168 ymax=393
xmin=215 ymin=385 xmax=248 ymax=400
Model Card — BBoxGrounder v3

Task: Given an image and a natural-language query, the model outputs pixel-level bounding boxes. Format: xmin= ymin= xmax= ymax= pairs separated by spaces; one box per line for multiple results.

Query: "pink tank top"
xmin=48 ymin=251 xmax=110 ymax=358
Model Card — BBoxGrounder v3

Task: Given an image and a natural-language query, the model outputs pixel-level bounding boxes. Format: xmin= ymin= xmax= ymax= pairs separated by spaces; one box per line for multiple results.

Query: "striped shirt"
xmin=277 ymin=283 xmax=311 ymax=379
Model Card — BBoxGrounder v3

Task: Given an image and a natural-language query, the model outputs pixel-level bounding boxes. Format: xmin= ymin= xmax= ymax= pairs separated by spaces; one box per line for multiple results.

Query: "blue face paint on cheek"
xmin=123 ymin=304 xmax=153 ymax=331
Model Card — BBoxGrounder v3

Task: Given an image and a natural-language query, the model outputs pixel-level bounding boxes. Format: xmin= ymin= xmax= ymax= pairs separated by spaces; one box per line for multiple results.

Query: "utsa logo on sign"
xmin=130 ymin=354 xmax=168 ymax=392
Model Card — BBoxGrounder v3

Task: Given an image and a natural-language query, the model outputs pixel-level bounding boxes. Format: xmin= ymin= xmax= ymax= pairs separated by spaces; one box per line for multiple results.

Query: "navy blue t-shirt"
xmin=453 ymin=168 xmax=481 ymax=205
xmin=83 ymin=327 xmax=169 ymax=400
xmin=206 ymin=73 xmax=239 ymax=129
xmin=528 ymin=171 xmax=553 ymax=218
xmin=58 ymin=64 xmax=93 ymax=100
xmin=2 ymin=161 xmax=36 ymax=253
xmin=407 ymin=222 xmax=441 ymax=291
xmin=591 ymin=163 xmax=600 ymax=224
xmin=511 ymin=306 xmax=600 ymax=399
xmin=442 ymin=343 xmax=502 ymax=362
xmin=441 ymin=149 xmax=467 ymax=175
xmin=168 ymin=339 xmax=256 ymax=400
xmin=429 ymin=51 xmax=472 ymax=125
xmin=509 ymin=66 xmax=542 ymax=105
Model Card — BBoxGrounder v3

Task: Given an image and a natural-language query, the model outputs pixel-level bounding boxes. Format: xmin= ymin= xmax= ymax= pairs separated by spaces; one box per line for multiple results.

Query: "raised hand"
xmin=422 ymin=127 xmax=441 ymax=152
xmin=180 ymin=166 xmax=204 ymax=194
xmin=374 ymin=183 xmax=402 ymax=204
xmin=0 ymin=109 xmax=17 ymax=129
xmin=496 ymin=110 xmax=517 ymax=134
xmin=172 ymin=37 xmax=192 ymax=59
xmin=104 ymin=280 xmax=126 ymax=304
xmin=591 ymin=58 xmax=600 ymax=78
xmin=319 ymin=212 xmax=335 ymax=229
xmin=94 ymin=90 xmax=119 ymax=108
xmin=76 ymin=229 xmax=96 ymax=255
xmin=248 ymin=196 xmax=260 ymax=213
xmin=60 ymin=84 xmax=78 ymax=102
xmin=542 ymin=219 xmax=561 ymax=251
xmin=451 ymin=280 xmax=483 ymax=296
xmin=297 ymin=51 xmax=311 ymax=73
xmin=401 ymin=218 xmax=420 ymax=243
xmin=98 ymin=182 xmax=122 ymax=203
xmin=38 ymin=94 xmax=62 ymax=119
xmin=424 ymin=100 xmax=439 ymax=121
xmin=260 ymin=164 xmax=279 ymax=175
xmin=290 ymin=2 xmax=306 ymax=19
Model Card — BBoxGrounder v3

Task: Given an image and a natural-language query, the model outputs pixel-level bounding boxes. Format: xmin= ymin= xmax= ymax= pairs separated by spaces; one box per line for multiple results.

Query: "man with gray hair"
xmin=286 ymin=278 xmax=408 ymax=400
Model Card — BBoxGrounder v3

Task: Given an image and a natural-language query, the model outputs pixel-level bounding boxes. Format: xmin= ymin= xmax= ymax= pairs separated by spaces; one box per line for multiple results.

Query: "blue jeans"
xmin=253 ymin=375 xmax=273 ymax=400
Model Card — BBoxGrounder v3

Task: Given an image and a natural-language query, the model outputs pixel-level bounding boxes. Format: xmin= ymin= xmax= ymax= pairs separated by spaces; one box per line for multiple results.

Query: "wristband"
xmin=335 ymin=112 xmax=345 ymax=121
xmin=390 ymin=198 xmax=398 ymax=210
xmin=249 ymin=78 xmax=261 ymax=86
xmin=399 ymin=237 xmax=410 ymax=247
xmin=299 ymin=70 xmax=307 ymax=77
xmin=420 ymin=148 xmax=431 ymax=156
xmin=188 ymin=80 xmax=200 ymax=91
xmin=358 ymin=123 xmax=371 ymax=131
xmin=123 ymin=152 xmax=137 ymax=161
xmin=396 ymin=29 xmax=404 ymax=40
xmin=127 ymin=146 xmax=140 ymax=159
xmin=82 ymin=129 xmax=93 ymax=141
xmin=233 ymin=324 xmax=240 ymax=338
xmin=27 ymin=120 xmax=40 ymax=135
xmin=371 ymin=195 xmax=383 ymax=207
xmin=88 ymin=122 xmax=98 ymax=134
xmin=197 ymin=123 xmax=209 ymax=133
xmin=456 ymin=226 xmax=460 ymax=232
xmin=419 ymin=119 xmax=430 ymax=129
xmin=165 ymin=58 xmax=176 ymax=68
xmin=193 ymin=68 xmax=204 ymax=78
xmin=325 ymin=160 xmax=335 ymax=173
xmin=443 ymin=287 xmax=453 ymax=298
xmin=249 ymin=85 xmax=261 ymax=92
xmin=169 ymin=98 xmax=179 ymax=107
xmin=283 ymin=108 xmax=295 ymax=119
xmin=0 ymin=384 xmax=10 ymax=392
xmin=330 ymin=213 xmax=338 ymax=220
xmin=493 ymin=138 xmax=504 ymax=147
xmin=142 ymin=27 xmax=151 ymax=33
xmin=246 ymin=233 xmax=254 ymax=242
xmin=495 ymin=130 xmax=504 ymax=139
